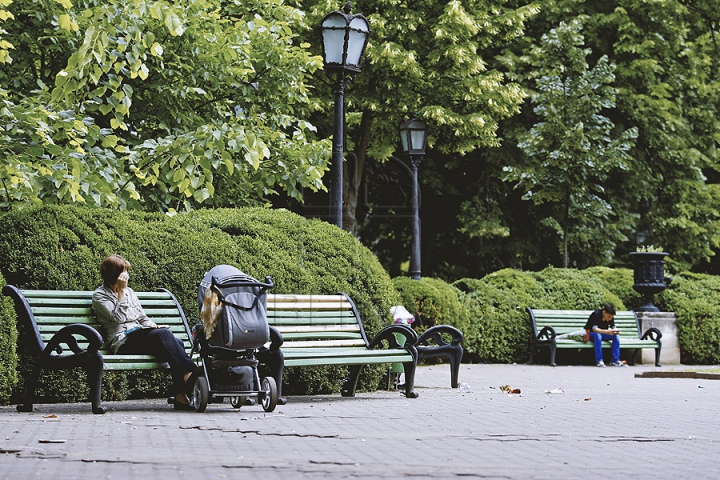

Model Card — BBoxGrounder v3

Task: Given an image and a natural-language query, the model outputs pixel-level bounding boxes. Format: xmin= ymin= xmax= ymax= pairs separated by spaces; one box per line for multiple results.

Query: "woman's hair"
xmin=100 ymin=255 xmax=131 ymax=288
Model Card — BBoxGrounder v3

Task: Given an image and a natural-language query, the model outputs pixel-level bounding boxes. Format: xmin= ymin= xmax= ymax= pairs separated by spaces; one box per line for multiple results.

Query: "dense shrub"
xmin=391 ymin=277 xmax=471 ymax=367
xmin=0 ymin=205 xmax=399 ymax=404
xmin=0 ymin=272 xmax=17 ymax=404
xmin=529 ymin=267 xmax=625 ymax=310
xmin=578 ymin=266 xmax=641 ymax=309
xmin=391 ymin=277 xmax=471 ymax=332
xmin=658 ymin=272 xmax=720 ymax=364
xmin=454 ymin=270 xmax=541 ymax=363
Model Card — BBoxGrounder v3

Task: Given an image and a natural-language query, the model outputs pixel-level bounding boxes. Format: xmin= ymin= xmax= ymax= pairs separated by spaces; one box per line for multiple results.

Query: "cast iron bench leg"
xmin=402 ymin=359 xmax=419 ymax=398
xmin=448 ymin=345 xmax=463 ymax=388
xmin=16 ymin=365 xmax=40 ymax=413
xmin=341 ymin=365 xmax=362 ymax=397
xmin=87 ymin=352 xmax=106 ymax=414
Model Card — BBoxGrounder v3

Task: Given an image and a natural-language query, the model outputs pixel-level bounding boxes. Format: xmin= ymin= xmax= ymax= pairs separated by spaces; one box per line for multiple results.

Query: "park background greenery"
xmin=2 ymin=205 xmax=720 ymax=405
xmin=1 ymin=0 xmax=720 ymax=403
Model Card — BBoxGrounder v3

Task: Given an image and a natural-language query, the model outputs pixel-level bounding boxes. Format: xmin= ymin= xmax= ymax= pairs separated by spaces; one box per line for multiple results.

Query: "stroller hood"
xmin=198 ymin=265 xmax=273 ymax=350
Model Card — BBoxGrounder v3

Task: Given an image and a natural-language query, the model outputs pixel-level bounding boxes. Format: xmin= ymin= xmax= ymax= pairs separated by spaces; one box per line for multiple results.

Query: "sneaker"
xmin=611 ymin=361 xmax=628 ymax=367
xmin=596 ymin=361 xmax=606 ymax=367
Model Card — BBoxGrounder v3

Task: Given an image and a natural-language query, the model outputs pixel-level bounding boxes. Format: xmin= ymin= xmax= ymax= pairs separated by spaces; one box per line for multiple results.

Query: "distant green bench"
xmin=527 ymin=308 xmax=662 ymax=366
xmin=3 ymin=286 xmax=195 ymax=414
xmin=266 ymin=293 xmax=419 ymax=399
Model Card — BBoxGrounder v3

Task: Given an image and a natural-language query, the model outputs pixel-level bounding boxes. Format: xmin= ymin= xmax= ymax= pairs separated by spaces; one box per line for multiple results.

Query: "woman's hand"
xmin=117 ymin=271 xmax=129 ymax=289
xmin=116 ymin=271 xmax=129 ymax=302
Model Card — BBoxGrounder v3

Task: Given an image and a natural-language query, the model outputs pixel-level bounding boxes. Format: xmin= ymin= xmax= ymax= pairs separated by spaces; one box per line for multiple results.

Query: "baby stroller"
xmin=189 ymin=264 xmax=279 ymax=412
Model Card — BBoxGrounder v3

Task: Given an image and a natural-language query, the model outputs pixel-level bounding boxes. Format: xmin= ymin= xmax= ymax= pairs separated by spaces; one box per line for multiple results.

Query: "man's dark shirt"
xmin=584 ymin=309 xmax=615 ymax=331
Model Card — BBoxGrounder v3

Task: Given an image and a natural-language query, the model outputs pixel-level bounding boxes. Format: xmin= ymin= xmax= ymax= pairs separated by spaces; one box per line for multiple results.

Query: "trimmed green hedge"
xmin=4 ymin=203 xmax=720 ymax=406
xmin=390 ymin=277 xmax=471 ymax=365
xmin=0 ymin=205 xmax=399 ymax=404
xmin=391 ymin=277 xmax=471 ymax=332
xmin=0 ymin=271 xmax=17 ymax=404
xmin=658 ymin=272 xmax=720 ymax=364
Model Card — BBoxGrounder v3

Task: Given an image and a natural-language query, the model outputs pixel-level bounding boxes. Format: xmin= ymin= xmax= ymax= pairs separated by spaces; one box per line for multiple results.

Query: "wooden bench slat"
xmin=34 ymin=316 xmax=96 ymax=324
xmin=279 ymin=339 xmax=367 ymax=348
xmin=267 ymin=317 xmax=359 ymax=326
xmin=284 ymin=356 xmax=413 ymax=367
xmin=268 ymin=301 xmax=352 ymax=309
xmin=26 ymin=298 xmax=178 ymax=306
xmin=19 ymin=290 xmax=171 ymax=299
xmin=268 ymin=294 xmax=348 ymax=303
xmin=267 ymin=310 xmax=356 ymax=318
xmin=282 ymin=347 xmax=410 ymax=357
xmin=279 ymin=332 xmax=364 ymax=341
xmin=104 ymin=362 xmax=170 ymax=370
xmin=273 ymin=324 xmax=361 ymax=333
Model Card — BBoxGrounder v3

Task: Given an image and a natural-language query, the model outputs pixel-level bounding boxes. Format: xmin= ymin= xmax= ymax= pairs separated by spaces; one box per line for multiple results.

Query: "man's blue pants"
xmin=589 ymin=331 xmax=620 ymax=363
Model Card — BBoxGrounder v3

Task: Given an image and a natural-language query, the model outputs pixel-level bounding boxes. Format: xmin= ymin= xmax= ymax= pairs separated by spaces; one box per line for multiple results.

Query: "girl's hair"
xmin=100 ymin=255 xmax=131 ymax=288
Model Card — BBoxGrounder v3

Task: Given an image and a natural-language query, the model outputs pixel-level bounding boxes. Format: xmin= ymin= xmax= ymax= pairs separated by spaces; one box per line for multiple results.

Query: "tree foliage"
xmin=504 ymin=19 xmax=637 ymax=267
xmin=373 ymin=0 xmax=720 ymax=279
xmin=293 ymin=0 xmax=537 ymax=233
xmin=3 ymin=0 xmax=720 ymax=277
xmin=0 ymin=0 xmax=330 ymax=211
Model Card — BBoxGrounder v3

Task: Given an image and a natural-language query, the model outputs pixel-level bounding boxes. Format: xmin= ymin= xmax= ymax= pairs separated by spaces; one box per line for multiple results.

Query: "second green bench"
xmin=267 ymin=293 xmax=419 ymax=398
xmin=527 ymin=308 xmax=662 ymax=366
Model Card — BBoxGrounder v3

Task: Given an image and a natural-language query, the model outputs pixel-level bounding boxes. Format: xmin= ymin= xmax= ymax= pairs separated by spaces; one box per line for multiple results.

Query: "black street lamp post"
xmin=399 ymin=117 xmax=428 ymax=280
xmin=320 ymin=2 xmax=370 ymax=228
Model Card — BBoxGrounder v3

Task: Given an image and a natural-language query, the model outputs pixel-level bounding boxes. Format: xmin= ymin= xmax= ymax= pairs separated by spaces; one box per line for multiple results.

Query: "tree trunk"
xmin=343 ymin=111 xmax=373 ymax=235
xmin=563 ymin=188 xmax=570 ymax=268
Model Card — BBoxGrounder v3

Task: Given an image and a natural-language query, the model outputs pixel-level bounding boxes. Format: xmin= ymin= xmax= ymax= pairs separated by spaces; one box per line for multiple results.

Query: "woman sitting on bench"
xmin=92 ymin=254 xmax=197 ymax=410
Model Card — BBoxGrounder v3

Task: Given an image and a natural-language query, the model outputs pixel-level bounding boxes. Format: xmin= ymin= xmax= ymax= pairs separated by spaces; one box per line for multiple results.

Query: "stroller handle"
xmin=211 ymin=275 xmax=274 ymax=290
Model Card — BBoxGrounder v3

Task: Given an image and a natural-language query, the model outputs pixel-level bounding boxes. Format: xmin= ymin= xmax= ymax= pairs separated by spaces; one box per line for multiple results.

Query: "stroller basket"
xmin=198 ymin=265 xmax=273 ymax=350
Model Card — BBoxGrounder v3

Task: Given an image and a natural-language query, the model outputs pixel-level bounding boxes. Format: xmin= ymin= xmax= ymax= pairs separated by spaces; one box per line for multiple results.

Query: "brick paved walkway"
xmin=1 ymin=364 xmax=718 ymax=479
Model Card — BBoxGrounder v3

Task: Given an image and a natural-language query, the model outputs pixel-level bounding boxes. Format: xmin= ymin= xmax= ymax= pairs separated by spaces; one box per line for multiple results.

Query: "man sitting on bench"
xmin=585 ymin=303 xmax=628 ymax=368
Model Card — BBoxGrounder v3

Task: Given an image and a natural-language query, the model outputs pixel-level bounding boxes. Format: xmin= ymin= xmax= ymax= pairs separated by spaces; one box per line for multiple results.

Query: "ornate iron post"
xmin=320 ymin=2 xmax=370 ymax=228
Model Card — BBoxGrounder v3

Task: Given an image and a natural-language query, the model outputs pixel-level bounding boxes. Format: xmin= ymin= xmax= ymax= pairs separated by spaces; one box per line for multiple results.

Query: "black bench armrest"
xmin=641 ymin=327 xmax=663 ymax=341
xmin=417 ymin=325 xmax=463 ymax=347
xmin=537 ymin=325 xmax=557 ymax=341
xmin=369 ymin=324 xmax=419 ymax=349
xmin=43 ymin=323 xmax=104 ymax=357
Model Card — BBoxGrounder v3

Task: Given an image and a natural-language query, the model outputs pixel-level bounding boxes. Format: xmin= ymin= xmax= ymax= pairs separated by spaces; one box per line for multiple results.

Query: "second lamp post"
xmin=399 ymin=117 xmax=428 ymax=280
xmin=320 ymin=2 xmax=370 ymax=228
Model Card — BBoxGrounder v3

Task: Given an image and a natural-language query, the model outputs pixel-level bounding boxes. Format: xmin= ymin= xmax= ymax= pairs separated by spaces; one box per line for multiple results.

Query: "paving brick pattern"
xmin=2 ymin=364 xmax=719 ymax=479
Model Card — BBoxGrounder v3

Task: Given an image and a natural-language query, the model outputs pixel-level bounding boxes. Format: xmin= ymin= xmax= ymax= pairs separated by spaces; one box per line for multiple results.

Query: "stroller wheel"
xmin=260 ymin=377 xmax=278 ymax=412
xmin=230 ymin=396 xmax=248 ymax=409
xmin=193 ymin=376 xmax=209 ymax=413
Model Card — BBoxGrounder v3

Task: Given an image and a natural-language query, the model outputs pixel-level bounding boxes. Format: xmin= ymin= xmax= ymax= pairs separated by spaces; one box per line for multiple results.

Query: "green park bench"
xmin=527 ymin=308 xmax=662 ymax=367
xmin=266 ymin=293 xmax=420 ymax=399
xmin=3 ymin=286 xmax=196 ymax=414
xmin=4 ymin=288 xmax=428 ymax=414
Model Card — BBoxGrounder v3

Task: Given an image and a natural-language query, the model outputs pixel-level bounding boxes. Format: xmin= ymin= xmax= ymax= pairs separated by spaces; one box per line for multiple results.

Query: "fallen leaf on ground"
xmin=500 ymin=385 xmax=521 ymax=394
